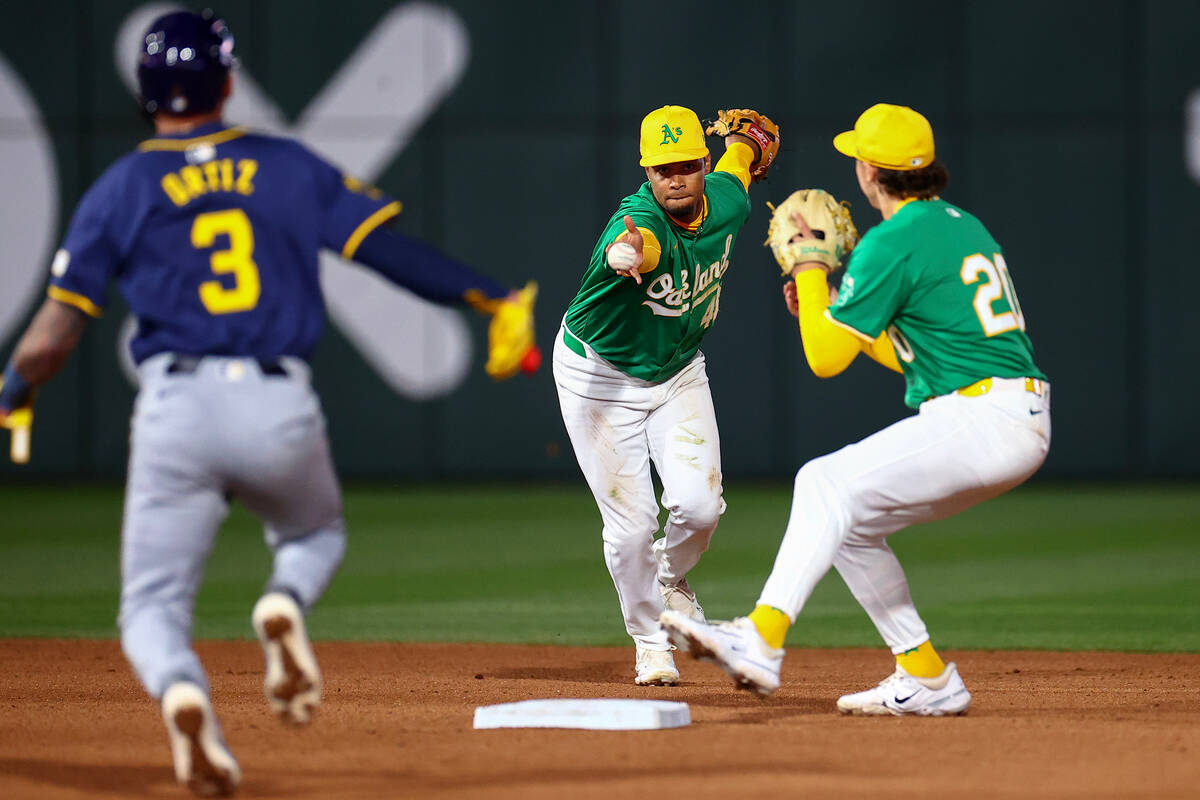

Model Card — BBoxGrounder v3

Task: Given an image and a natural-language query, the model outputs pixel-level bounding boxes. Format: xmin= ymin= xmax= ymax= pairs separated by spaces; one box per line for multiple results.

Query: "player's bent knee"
xmin=794 ymin=459 xmax=822 ymax=490
xmin=794 ymin=457 xmax=848 ymax=505
xmin=670 ymin=492 xmax=724 ymax=534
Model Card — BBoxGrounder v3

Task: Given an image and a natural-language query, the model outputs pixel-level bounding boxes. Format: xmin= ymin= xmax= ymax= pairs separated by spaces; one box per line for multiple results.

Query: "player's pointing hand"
xmin=606 ymin=214 xmax=646 ymax=285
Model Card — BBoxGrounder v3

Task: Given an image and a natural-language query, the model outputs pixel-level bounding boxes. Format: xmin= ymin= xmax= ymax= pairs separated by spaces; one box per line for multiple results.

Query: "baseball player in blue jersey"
xmin=0 ymin=11 xmax=537 ymax=797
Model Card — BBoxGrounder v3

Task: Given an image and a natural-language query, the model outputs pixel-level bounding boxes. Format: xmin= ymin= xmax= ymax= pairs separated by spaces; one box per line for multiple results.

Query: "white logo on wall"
xmin=0 ymin=3 xmax=472 ymax=400
xmin=0 ymin=56 xmax=57 ymax=349
xmin=1187 ymin=89 xmax=1200 ymax=183
xmin=114 ymin=2 xmax=471 ymax=398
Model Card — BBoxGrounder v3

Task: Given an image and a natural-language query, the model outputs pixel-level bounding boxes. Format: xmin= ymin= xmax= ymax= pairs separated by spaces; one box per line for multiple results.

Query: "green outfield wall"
xmin=0 ymin=0 xmax=1196 ymax=480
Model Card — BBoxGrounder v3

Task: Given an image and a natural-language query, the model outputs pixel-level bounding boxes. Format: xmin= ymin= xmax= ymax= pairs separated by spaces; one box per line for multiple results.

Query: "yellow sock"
xmin=895 ymin=641 xmax=946 ymax=678
xmin=747 ymin=604 xmax=790 ymax=650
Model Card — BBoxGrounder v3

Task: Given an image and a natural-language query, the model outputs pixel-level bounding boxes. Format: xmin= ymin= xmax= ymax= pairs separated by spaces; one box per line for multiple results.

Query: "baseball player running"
xmin=662 ymin=103 xmax=1051 ymax=715
xmin=554 ymin=105 xmax=779 ymax=685
xmin=0 ymin=11 xmax=537 ymax=796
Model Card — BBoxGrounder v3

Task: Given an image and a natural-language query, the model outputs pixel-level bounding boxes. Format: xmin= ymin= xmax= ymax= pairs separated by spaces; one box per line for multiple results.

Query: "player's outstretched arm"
xmin=766 ymin=190 xmax=880 ymax=378
xmin=771 ymin=201 xmax=858 ymax=377
xmin=349 ymin=225 xmax=539 ymax=379
xmin=788 ymin=269 xmax=860 ymax=377
xmin=351 ymin=224 xmax=512 ymax=308
xmin=1 ymin=298 xmax=91 ymax=463
xmin=782 ymin=277 xmax=897 ymax=374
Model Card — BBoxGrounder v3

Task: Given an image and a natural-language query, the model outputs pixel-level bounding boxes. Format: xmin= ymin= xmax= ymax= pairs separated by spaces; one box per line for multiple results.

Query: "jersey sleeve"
xmin=47 ymin=161 xmax=132 ymax=318
xmin=827 ymin=232 xmax=909 ymax=340
xmin=611 ymin=227 xmax=662 ymax=271
xmin=351 ymin=224 xmax=510 ymax=310
xmin=303 ymin=145 xmax=402 ymax=258
xmin=712 ymin=141 xmax=755 ymax=192
xmin=599 ymin=206 xmax=669 ymax=264
xmin=793 ymin=269 xmax=861 ymax=377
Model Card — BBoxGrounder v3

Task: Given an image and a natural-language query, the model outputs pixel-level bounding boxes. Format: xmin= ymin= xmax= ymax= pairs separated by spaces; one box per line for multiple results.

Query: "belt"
xmin=562 ymin=327 xmax=587 ymax=359
xmin=166 ymin=355 xmax=289 ymax=377
xmin=955 ymin=377 xmax=1045 ymax=398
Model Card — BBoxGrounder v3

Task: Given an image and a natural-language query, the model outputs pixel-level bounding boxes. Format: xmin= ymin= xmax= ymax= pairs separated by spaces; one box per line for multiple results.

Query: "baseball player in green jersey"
xmin=554 ymin=105 xmax=778 ymax=685
xmin=662 ymin=103 xmax=1051 ymax=714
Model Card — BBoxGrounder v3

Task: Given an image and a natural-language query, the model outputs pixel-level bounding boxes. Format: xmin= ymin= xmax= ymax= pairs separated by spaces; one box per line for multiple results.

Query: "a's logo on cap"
xmin=660 ymin=124 xmax=683 ymax=145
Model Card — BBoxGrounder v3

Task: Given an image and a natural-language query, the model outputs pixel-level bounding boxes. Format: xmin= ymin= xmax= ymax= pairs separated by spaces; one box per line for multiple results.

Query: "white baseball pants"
xmin=759 ymin=380 xmax=1051 ymax=653
xmin=553 ymin=327 xmax=724 ymax=650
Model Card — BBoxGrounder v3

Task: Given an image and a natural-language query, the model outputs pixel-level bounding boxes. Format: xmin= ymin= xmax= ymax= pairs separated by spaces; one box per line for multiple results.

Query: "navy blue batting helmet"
xmin=137 ymin=10 xmax=235 ymax=116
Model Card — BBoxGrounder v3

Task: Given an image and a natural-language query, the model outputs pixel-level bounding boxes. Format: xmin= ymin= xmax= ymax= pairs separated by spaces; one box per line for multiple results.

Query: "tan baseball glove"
xmin=765 ymin=189 xmax=859 ymax=275
xmin=705 ymin=109 xmax=780 ymax=182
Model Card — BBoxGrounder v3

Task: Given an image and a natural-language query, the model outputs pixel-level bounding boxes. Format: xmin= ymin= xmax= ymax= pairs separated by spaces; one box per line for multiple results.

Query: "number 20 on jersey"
xmin=961 ymin=253 xmax=1026 ymax=336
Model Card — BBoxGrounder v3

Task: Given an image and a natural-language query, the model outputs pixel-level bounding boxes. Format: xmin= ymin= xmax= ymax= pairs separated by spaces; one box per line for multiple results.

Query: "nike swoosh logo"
xmin=1029 ymin=409 xmax=1044 ymax=416
xmin=894 ymin=691 xmax=918 ymax=704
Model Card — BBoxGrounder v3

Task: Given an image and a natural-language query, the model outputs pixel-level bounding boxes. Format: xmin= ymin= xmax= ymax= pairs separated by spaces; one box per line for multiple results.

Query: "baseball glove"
xmin=765 ymin=189 xmax=859 ymax=275
xmin=705 ymin=109 xmax=780 ymax=182
xmin=485 ymin=281 xmax=540 ymax=380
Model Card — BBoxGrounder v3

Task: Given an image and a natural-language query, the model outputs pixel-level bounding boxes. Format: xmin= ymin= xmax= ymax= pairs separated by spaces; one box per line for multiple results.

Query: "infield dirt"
xmin=1 ymin=639 xmax=1197 ymax=799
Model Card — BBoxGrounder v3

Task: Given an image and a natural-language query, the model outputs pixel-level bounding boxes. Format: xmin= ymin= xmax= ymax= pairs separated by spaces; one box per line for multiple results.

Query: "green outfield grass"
xmin=0 ymin=483 xmax=1197 ymax=651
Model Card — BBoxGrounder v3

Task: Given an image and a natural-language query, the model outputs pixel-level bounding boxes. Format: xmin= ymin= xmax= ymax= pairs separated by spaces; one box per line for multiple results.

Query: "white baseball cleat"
xmin=161 ymin=682 xmax=241 ymax=798
xmin=836 ymin=662 xmax=971 ymax=716
xmin=634 ymin=646 xmax=680 ymax=686
xmin=251 ymin=592 xmax=322 ymax=724
xmin=660 ymin=610 xmax=783 ymax=696
xmin=659 ymin=576 xmax=706 ymax=622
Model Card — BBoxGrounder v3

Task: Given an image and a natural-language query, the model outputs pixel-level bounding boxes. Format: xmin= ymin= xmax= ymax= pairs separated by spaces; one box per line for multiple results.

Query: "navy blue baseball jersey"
xmin=47 ymin=122 xmax=505 ymax=363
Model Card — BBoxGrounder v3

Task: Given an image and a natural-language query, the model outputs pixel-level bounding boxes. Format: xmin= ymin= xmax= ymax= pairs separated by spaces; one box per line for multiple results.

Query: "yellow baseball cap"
xmin=639 ymin=105 xmax=709 ymax=167
xmin=833 ymin=103 xmax=935 ymax=170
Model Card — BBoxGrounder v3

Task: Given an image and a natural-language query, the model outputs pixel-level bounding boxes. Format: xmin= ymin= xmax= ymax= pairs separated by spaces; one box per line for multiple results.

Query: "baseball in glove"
xmin=485 ymin=281 xmax=540 ymax=380
xmin=705 ymin=109 xmax=780 ymax=182
xmin=765 ymin=189 xmax=859 ymax=275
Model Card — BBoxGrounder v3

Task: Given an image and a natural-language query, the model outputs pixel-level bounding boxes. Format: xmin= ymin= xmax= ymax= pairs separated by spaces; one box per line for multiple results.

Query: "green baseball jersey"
xmin=564 ymin=171 xmax=750 ymax=382
xmin=829 ymin=198 xmax=1046 ymax=409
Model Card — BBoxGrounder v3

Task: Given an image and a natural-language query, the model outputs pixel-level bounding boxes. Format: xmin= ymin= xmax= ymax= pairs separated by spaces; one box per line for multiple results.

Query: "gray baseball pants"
xmin=119 ymin=354 xmax=346 ymax=699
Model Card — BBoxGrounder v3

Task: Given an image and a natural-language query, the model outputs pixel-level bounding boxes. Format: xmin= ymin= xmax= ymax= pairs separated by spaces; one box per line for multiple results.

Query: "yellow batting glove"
xmin=485 ymin=281 xmax=540 ymax=380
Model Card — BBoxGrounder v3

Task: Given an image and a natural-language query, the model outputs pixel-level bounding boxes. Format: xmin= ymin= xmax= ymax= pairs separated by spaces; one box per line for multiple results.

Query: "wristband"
xmin=0 ymin=362 xmax=32 ymax=412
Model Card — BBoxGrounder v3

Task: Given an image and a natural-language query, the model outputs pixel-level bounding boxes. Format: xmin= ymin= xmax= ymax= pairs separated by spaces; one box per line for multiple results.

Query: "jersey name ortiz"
xmin=564 ymin=169 xmax=750 ymax=382
xmin=46 ymin=122 xmax=398 ymax=364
